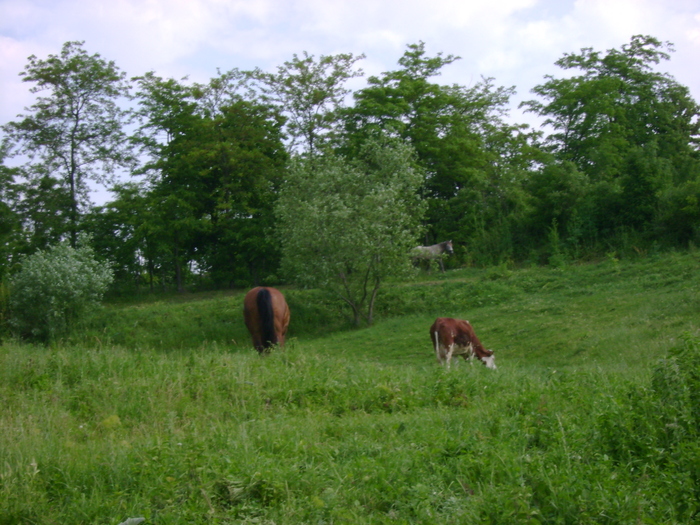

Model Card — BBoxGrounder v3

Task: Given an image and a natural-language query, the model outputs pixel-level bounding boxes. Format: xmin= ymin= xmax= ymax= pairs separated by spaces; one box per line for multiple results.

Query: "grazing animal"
xmin=243 ymin=286 xmax=290 ymax=353
xmin=430 ymin=317 xmax=496 ymax=369
xmin=412 ymin=240 xmax=454 ymax=272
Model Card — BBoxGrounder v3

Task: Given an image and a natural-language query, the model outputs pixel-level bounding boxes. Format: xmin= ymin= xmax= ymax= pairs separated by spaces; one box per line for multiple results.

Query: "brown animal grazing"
xmin=243 ymin=286 xmax=290 ymax=353
xmin=430 ymin=317 xmax=496 ymax=369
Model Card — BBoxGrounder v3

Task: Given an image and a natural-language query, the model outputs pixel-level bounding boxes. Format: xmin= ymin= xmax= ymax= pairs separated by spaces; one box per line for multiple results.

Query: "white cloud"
xmin=1 ymin=0 xmax=699 ymax=130
xmin=2 ymin=0 xmax=697 ymax=205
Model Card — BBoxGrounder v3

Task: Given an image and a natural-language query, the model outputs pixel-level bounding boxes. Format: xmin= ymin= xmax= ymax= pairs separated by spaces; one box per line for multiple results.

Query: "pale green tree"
xmin=276 ymin=138 xmax=425 ymax=325
xmin=9 ymin=239 xmax=113 ymax=341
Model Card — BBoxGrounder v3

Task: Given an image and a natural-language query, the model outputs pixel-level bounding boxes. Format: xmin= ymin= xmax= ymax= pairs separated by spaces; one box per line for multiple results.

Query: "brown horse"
xmin=243 ymin=286 xmax=290 ymax=353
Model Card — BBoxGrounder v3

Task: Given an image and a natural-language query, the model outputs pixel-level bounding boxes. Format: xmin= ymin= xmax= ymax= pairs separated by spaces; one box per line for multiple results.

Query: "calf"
xmin=430 ymin=317 xmax=496 ymax=369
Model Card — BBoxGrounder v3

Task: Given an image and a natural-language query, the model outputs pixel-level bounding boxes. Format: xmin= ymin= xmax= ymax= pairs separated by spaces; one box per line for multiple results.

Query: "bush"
xmin=597 ymin=333 xmax=700 ymax=521
xmin=599 ymin=333 xmax=700 ymax=463
xmin=8 ymin=241 xmax=113 ymax=342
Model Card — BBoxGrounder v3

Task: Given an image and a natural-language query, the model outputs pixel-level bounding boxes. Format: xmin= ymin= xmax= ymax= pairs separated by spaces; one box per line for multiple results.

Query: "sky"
xmin=1 ymin=0 xmax=699 ymax=201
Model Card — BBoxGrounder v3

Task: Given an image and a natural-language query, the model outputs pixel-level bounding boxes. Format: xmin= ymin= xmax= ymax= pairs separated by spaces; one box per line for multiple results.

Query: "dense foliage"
xmin=1 ymin=36 xmax=699 ymax=293
xmin=343 ymin=43 xmax=539 ymax=264
xmin=7 ymin=241 xmax=113 ymax=341
xmin=522 ymin=35 xmax=700 ymax=253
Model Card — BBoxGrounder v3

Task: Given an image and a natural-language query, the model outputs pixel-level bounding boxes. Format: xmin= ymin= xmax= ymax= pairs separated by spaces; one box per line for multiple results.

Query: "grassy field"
xmin=1 ymin=251 xmax=700 ymax=523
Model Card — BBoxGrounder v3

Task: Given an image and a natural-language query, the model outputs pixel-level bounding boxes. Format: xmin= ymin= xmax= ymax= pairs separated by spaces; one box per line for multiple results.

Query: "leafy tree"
xmin=0 ymin=142 xmax=21 ymax=279
xmin=131 ymin=72 xmax=287 ymax=290
xmin=83 ymin=182 xmax=158 ymax=291
xmin=8 ymin=239 xmax=113 ymax=341
xmin=11 ymin=174 xmax=74 ymax=252
xmin=276 ymin=138 xmax=425 ymax=326
xmin=1 ymin=41 xmax=134 ymax=247
xmin=523 ymin=35 xmax=699 ymax=170
xmin=131 ymin=73 xmax=201 ymax=292
xmin=190 ymin=75 xmax=288 ymax=286
xmin=656 ymin=178 xmax=700 ymax=246
xmin=344 ymin=41 xmax=463 ymax=145
xmin=253 ymin=52 xmax=364 ymax=155
xmin=522 ymin=159 xmax=593 ymax=261
xmin=522 ymin=35 xmax=700 ymax=245
xmin=345 ymin=42 xmax=539 ymax=264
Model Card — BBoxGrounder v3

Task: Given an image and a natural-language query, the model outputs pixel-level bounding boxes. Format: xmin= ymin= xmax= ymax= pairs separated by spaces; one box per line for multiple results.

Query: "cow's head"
xmin=480 ymin=352 xmax=496 ymax=369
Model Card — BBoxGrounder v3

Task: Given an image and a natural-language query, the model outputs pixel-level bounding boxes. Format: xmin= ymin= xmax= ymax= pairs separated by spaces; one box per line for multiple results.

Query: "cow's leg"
xmin=433 ymin=332 xmax=444 ymax=364
xmin=462 ymin=343 xmax=474 ymax=365
xmin=446 ymin=344 xmax=455 ymax=369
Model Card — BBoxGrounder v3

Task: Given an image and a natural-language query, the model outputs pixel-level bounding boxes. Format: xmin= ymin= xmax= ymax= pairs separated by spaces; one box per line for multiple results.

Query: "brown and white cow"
xmin=429 ymin=317 xmax=496 ymax=369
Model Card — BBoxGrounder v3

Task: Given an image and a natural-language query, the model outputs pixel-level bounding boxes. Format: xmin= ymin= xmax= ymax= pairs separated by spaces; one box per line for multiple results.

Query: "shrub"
xmin=597 ymin=333 xmax=700 ymax=521
xmin=599 ymin=333 xmax=700 ymax=463
xmin=8 ymin=241 xmax=113 ymax=342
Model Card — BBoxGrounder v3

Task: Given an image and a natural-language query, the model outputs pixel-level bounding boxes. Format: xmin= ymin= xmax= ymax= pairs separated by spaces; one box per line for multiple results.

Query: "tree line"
xmin=1 ymin=35 xmax=699 ymax=299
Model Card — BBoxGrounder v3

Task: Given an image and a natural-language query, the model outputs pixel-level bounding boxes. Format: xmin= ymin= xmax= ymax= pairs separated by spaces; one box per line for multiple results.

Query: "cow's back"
xmin=430 ymin=317 xmax=457 ymax=346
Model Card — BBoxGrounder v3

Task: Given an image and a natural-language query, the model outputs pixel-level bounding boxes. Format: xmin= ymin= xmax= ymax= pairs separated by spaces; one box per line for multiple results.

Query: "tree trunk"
xmin=367 ymin=280 xmax=381 ymax=326
xmin=148 ymin=259 xmax=155 ymax=293
xmin=69 ymin=164 xmax=78 ymax=248
xmin=174 ymin=251 xmax=184 ymax=293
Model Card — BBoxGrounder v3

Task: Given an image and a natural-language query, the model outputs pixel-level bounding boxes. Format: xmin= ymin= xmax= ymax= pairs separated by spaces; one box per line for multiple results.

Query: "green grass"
xmin=2 ymin=251 xmax=700 ymax=523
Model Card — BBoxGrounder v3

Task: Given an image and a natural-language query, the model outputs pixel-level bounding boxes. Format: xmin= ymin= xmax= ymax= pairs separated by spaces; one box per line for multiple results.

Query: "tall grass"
xmin=2 ymin=251 xmax=700 ymax=523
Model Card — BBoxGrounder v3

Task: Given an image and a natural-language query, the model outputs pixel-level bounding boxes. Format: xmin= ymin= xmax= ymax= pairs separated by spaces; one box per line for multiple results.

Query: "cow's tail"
xmin=257 ymin=288 xmax=277 ymax=349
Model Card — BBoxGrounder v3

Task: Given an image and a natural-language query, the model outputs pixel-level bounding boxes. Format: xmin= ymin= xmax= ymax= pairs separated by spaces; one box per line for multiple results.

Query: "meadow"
xmin=1 ymin=251 xmax=700 ymax=524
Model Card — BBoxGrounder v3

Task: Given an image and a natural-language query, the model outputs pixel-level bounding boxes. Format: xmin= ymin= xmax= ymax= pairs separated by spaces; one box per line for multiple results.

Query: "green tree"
xmin=1 ymin=41 xmax=134 ymax=247
xmin=522 ymin=159 xmax=592 ymax=260
xmin=132 ymin=71 xmax=287 ymax=290
xmin=253 ymin=52 xmax=364 ymax=155
xmin=344 ymin=41 xmax=463 ymax=146
xmin=190 ymin=74 xmax=288 ymax=287
xmin=522 ymin=35 xmax=700 ymax=245
xmin=344 ymin=42 xmax=539 ymax=264
xmin=8 ymin=239 xmax=113 ymax=341
xmin=9 ymin=173 xmax=73 ymax=254
xmin=0 ymin=142 xmax=21 ymax=279
xmin=656 ymin=178 xmax=700 ymax=246
xmin=276 ymin=139 xmax=425 ymax=326
xmin=131 ymin=73 xmax=201 ymax=292
xmin=83 ymin=182 xmax=158 ymax=291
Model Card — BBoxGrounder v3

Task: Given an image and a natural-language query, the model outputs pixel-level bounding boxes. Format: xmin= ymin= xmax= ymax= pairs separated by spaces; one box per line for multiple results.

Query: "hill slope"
xmin=3 ymin=252 xmax=696 ymax=522
xmin=86 ymin=250 xmax=700 ymax=371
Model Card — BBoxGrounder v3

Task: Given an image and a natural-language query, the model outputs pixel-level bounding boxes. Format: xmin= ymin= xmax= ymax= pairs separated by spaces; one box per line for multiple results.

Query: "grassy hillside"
xmin=81 ymin=250 xmax=699 ymax=369
xmin=1 ymin=251 xmax=699 ymax=523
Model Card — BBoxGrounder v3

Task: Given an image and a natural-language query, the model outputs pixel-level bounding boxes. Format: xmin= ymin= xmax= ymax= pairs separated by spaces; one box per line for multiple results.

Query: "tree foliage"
xmin=344 ymin=42 xmax=540 ymax=264
xmin=2 ymin=36 xmax=700 ymax=299
xmin=0 ymin=142 xmax=21 ymax=279
xmin=254 ymin=52 xmax=365 ymax=155
xmin=522 ymin=35 xmax=700 ymax=247
xmin=83 ymin=182 xmax=159 ymax=291
xmin=8 ymin=240 xmax=113 ymax=341
xmin=127 ymin=71 xmax=288 ymax=291
xmin=1 ymin=41 xmax=133 ymax=247
xmin=276 ymin=138 xmax=425 ymax=325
